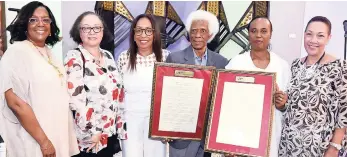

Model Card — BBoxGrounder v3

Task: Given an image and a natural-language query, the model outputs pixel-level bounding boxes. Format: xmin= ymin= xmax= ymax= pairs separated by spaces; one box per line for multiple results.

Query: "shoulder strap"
xmin=75 ymin=48 xmax=86 ymax=77
xmin=72 ymin=48 xmax=87 ymax=119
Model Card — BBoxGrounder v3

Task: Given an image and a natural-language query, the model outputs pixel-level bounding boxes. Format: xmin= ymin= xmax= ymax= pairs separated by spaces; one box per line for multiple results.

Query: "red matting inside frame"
xmin=206 ymin=72 xmax=274 ymax=156
xmin=150 ymin=66 xmax=213 ymax=139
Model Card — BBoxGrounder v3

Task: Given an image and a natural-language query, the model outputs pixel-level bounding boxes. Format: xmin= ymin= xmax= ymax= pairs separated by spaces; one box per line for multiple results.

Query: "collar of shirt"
xmin=193 ymin=48 xmax=208 ymax=66
xmin=78 ymin=44 xmax=106 ymax=61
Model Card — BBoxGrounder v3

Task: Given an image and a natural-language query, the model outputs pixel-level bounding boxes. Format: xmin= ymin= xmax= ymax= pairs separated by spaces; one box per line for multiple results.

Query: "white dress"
xmin=0 ymin=40 xmax=79 ymax=157
xmin=116 ymin=50 xmax=170 ymax=157
xmin=224 ymin=51 xmax=290 ymax=157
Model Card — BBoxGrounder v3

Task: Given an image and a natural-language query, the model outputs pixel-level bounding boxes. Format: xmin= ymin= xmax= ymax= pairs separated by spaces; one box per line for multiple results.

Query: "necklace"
xmin=299 ymin=52 xmax=325 ymax=80
xmin=95 ymin=53 xmax=102 ymax=65
xmin=28 ymin=40 xmax=64 ymax=86
xmin=83 ymin=46 xmax=102 ymax=65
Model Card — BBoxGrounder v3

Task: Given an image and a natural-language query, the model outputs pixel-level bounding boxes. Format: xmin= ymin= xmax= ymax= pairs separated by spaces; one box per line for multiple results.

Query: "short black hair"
xmin=247 ymin=16 xmax=273 ymax=32
xmin=69 ymin=11 xmax=113 ymax=44
xmin=305 ymin=16 xmax=332 ymax=35
xmin=7 ymin=1 xmax=60 ymax=46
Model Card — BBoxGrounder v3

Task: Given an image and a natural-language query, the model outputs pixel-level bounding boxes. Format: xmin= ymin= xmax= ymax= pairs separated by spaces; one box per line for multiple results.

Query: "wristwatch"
xmin=329 ymin=142 xmax=342 ymax=150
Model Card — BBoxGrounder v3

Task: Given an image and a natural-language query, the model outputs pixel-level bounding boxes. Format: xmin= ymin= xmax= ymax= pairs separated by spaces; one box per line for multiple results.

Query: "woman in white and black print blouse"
xmin=279 ymin=16 xmax=347 ymax=157
xmin=64 ymin=11 xmax=126 ymax=157
xmin=117 ymin=14 xmax=170 ymax=157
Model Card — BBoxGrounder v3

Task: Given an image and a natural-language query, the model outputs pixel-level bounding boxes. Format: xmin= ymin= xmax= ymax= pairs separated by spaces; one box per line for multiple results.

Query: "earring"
xmin=247 ymin=44 xmax=251 ymax=51
xmin=49 ymin=33 xmax=51 ymax=36
xmin=267 ymin=43 xmax=272 ymax=51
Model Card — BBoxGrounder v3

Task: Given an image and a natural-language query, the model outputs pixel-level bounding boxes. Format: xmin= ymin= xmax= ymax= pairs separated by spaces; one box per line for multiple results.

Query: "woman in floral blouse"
xmin=117 ymin=14 xmax=170 ymax=157
xmin=64 ymin=11 xmax=126 ymax=157
xmin=279 ymin=16 xmax=347 ymax=157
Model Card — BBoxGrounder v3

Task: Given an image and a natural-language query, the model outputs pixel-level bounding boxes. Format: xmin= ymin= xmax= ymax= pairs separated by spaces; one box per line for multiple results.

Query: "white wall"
xmin=61 ymin=1 xmax=95 ymax=58
xmin=270 ymin=1 xmax=306 ymax=64
xmin=5 ymin=1 xmax=63 ymax=63
xmin=300 ymin=1 xmax=347 ymax=59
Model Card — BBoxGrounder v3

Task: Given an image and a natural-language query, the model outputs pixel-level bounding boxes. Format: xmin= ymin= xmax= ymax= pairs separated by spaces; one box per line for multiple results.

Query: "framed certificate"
xmin=149 ymin=62 xmax=215 ymax=140
xmin=0 ymin=1 xmax=5 ymax=52
xmin=205 ymin=70 xmax=276 ymax=157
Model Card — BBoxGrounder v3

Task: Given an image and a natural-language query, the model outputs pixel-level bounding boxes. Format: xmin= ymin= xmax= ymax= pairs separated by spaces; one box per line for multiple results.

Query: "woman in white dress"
xmin=117 ymin=14 xmax=170 ymax=157
xmin=224 ymin=17 xmax=290 ymax=157
xmin=0 ymin=2 xmax=79 ymax=157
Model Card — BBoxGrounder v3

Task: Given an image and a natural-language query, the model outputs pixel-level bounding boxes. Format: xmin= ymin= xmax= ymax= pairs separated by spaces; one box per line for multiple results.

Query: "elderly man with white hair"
xmin=166 ymin=10 xmax=229 ymax=157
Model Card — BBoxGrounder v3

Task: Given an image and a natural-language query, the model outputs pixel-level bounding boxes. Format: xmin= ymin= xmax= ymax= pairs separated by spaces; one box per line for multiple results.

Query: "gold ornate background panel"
xmin=115 ymin=1 xmax=134 ymax=21
xmin=197 ymin=1 xmax=269 ymax=55
xmin=97 ymin=1 xmax=270 ymax=60
xmin=145 ymin=1 xmax=186 ymax=48
xmin=167 ymin=3 xmax=183 ymax=25
xmin=95 ymin=1 xmax=135 ymax=53
xmin=254 ymin=1 xmax=269 ymax=17
xmin=153 ymin=1 xmax=166 ymax=17
xmin=102 ymin=1 xmax=113 ymax=11
xmin=218 ymin=1 xmax=269 ymax=59
xmin=206 ymin=1 xmax=219 ymax=16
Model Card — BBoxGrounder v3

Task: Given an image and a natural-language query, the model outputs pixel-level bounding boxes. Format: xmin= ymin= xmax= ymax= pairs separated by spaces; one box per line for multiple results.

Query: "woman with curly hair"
xmin=0 ymin=1 xmax=79 ymax=157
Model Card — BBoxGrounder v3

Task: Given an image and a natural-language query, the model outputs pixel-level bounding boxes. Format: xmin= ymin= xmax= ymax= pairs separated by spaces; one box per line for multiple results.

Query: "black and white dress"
xmin=279 ymin=59 xmax=347 ymax=156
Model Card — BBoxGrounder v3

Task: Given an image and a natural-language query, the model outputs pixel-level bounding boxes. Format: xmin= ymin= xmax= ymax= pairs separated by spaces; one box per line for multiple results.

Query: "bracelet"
xmin=40 ymin=140 xmax=53 ymax=150
xmin=329 ymin=142 xmax=342 ymax=151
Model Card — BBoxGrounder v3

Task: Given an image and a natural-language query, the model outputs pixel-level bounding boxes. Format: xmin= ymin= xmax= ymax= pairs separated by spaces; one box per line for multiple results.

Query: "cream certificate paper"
xmin=158 ymin=76 xmax=204 ymax=133
xmin=216 ymin=82 xmax=265 ymax=148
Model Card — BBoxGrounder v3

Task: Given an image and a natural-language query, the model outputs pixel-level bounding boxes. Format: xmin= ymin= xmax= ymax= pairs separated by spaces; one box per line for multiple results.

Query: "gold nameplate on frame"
xmin=174 ymin=70 xmax=194 ymax=77
xmin=235 ymin=76 xmax=255 ymax=83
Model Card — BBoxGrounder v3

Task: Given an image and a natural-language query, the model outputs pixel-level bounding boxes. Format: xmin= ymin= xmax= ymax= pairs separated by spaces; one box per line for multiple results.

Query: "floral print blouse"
xmin=64 ymin=45 xmax=127 ymax=152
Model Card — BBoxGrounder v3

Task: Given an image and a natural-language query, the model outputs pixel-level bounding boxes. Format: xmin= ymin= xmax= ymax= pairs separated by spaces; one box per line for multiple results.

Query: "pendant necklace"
xmin=299 ymin=52 xmax=325 ymax=80
xmin=28 ymin=40 xmax=64 ymax=86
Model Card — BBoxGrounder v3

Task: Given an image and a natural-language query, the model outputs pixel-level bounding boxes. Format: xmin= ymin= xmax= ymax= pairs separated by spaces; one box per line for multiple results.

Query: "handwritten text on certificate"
xmin=158 ymin=76 xmax=204 ymax=133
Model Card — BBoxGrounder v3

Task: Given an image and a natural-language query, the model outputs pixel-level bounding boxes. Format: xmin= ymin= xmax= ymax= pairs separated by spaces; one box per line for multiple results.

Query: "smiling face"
xmin=248 ymin=18 xmax=272 ymax=51
xmin=27 ymin=6 xmax=51 ymax=46
xmin=304 ymin=21 xmax=331 ymax=56
xmin=189 ymin=20 xmax=212 ymax=51
xmin=134 ymin=17 xmax=154 ymax=51
xmin=79 ymin=14 xmax=104 ymax=47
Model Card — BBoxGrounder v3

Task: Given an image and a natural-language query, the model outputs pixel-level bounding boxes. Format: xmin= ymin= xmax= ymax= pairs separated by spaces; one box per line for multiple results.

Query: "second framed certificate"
xmin=205 ymin=70 xmax=276 ymax=157
xmin=149 ymin=62 xmax=215 ymax=141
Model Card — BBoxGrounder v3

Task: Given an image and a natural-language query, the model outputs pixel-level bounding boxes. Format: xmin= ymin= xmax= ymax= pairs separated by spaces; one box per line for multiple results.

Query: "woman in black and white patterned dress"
xmin=279 ymin=16 xmax=347 ymax=157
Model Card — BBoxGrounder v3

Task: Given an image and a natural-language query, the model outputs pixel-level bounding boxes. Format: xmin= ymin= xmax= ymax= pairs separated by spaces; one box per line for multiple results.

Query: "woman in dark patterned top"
xmin=279 ymin=16 xmax=347 ymax=157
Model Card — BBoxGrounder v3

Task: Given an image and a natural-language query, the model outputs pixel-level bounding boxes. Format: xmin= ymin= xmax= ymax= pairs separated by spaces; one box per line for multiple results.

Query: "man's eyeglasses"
xmin=28 ymin=18 xmax=52 ymax=25
xmin=80 ymin=26 xmax=103 ymax=33
xmin=134 ymin=28 xmax=154 ymax=36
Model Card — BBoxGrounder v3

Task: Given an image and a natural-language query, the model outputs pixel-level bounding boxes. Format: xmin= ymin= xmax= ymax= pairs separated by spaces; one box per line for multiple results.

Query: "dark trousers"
xmin=72 ymin=135 xmax=120 ymax=157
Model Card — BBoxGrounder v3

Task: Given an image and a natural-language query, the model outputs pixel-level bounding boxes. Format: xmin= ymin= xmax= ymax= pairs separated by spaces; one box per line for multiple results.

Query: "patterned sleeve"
xmin=116 ymin=50 xmax=129 ymax=75
xmin=336 ymin=60 xmax=347 ymax=128
xmin=64 ymin=50 xmax=102 ymax=135
xmin=115 ymin=83 xmax=127 ymax=139
xmin=282 ymin=60 xmax=291 ymax=92
xmin=109 ymin=50 xmax=127 ymax=140
xmin=162 ymin=49 xmax=171 ymax=62
xmin=286 ymin=59 xmax=300 ymax=94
